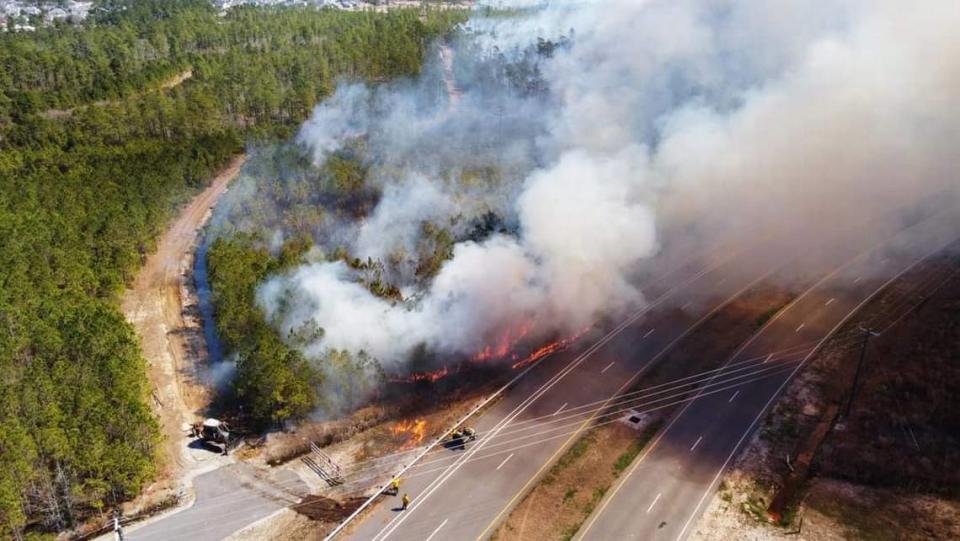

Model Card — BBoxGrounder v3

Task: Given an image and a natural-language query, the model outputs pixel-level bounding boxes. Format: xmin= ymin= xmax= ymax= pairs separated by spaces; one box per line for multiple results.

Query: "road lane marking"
xmin=690 ymin=436 xmax=703 ymax=452
xmin=728 ymin=390 xmax=740 ymax=403
xmin=601 ymin=362 xmax=615 ymax=374
xmin=764 ymin=353 xmax=773 ymax=364
xmin=853 ymin=276 xmax=862 ymax=284
xmin=680 ymin=301 xmax=692 ymax=310
xmin=795 ymin=323 xmax=805 ymax=333
xmin=553 ymin=403 xmax=568 ymax=416
xmin=647 ymin=493 xmax=662 ymax=513
xmin=825 ymin=297 xmax=835 ymax=306
xmin=425 ymin=519 xmax=448 ymax=541
xmin=496 ymin=453 xmax=514 ymax=471
xmin=643 ymin=328 xmax=656 ymax=338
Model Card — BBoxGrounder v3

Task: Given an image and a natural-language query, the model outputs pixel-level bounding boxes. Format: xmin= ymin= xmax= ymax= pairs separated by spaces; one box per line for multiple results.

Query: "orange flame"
xmin=511 ymin=327 xmax=591 ymax=370
xmin=391 ymin=419 xmax=427 ymax=449
xmin=390 ymin=366 xmax=449 ymax=384
xmin=472 ymin=319 xmax=536 ymax=362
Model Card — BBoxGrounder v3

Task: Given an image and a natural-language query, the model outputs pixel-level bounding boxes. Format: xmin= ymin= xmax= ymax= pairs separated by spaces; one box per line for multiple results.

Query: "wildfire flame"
xmin=472 ymin=319 xmax=536 ymax=362
xmin=390 ymin=365 xmax=449 ymax=384
xmin=391 ymin=419 xmax=427 ymax=449
xmin=387 ymin=324 xmax=590 ymax=386
xmin=511 ymin=327 xmax=591 ymax=370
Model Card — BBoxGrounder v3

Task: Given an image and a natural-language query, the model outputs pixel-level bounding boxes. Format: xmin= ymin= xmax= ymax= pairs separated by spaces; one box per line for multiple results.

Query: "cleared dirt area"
xmin=119 ymin=154 xmax=246 ymax=508
xmin=492 ymin=285 xmax=796 ymax=541
xmin=692 ymin=253 xmax=960 ymax=541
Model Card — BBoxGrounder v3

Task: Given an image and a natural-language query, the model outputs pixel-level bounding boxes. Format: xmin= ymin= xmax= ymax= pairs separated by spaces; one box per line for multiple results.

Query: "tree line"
xmin=0 ymin=0 xmax=465 ymax=537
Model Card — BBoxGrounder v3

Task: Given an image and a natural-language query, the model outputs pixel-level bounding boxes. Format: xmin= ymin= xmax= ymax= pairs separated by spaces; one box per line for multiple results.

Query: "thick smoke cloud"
xmin=256 ymin=0 xmax=960 ymax=378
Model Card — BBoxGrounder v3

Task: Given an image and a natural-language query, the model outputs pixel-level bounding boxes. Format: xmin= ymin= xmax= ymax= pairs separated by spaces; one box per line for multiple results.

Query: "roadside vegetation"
xmin=0 ymin=1 xmax=465 ymax=537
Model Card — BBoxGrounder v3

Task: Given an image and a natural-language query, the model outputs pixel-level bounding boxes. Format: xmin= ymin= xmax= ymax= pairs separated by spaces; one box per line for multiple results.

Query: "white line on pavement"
xmin=796 ymin=323 xmax=805 ymax=333
xmin=853 ymin=276 xmax=862 ymax=284
xmin=496 ymin=454 xmax=514 ymax=471
xmin=424 ymin=519 xmax=448 ymax=541
xmin=644 ymin=328 xmax=656 ymax=338
xmin=680 ymin=301 xmax=692 ymax=310
xmin=554 ymin=403 xmax=568 ymax=416
xmin=647 ymin=493 xmax=662 ymax=513
xmin=825 ymin=297 xmax=835 ymax=306
xmin=728 ymin=390 xmax=740 ymax=403
xmin=764 ymin=353 xmax=773 ymax=364
xmin=690 ymin=436 xmax=703 ymax=452
xmin=601 ymin=362 xmax=615 ymax=374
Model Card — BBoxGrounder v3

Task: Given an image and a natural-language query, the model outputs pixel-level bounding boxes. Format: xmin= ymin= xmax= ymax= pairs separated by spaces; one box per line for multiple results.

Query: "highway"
xmin=574 ymin=211 xmax=960 ymax=541
xmin=342 ymin=227 xmax=867 ymax=541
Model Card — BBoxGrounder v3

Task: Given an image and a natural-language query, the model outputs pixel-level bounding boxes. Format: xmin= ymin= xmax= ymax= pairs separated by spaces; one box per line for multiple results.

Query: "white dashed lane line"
xmin=424 ymin=519 xmax=448 ymax=541
xmin=647 ymin=493 xmax=662 ymax=513
xmin=601 ymin=362 xmax=615 ymax=374
xmin=796 ymin=323 xmax=805 ymax=333
xmin=496 ymin=453 xmax=514 ymax=471
xmin=728 ymin=390 xmax=740 ymax=403
xmin=553 ymin=403 xmax=568 ymax=416
xmin=690 ymin=436 xmax=703 ymax=452
xmin=825 ymin=297 xmax=835 ymax=306
xmin=643 ymin=328 xmax=656 ymax=338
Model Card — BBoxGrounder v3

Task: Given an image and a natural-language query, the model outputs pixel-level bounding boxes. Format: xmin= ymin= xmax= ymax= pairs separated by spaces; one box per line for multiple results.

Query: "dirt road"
xmin=121 ymin=154 xmax=246 ymax=490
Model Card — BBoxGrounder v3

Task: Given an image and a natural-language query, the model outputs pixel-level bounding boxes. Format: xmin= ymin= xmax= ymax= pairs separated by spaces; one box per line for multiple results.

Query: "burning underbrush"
xmin=254 ymin=328 xmax=590 ymax=485
xmin=391 ymin=418 xmax=427 ymax=449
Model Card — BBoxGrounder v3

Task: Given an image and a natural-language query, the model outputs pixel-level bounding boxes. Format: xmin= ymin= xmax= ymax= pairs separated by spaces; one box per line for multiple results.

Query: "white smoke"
xmin=256 ymin=0 xmax=960 ymax=375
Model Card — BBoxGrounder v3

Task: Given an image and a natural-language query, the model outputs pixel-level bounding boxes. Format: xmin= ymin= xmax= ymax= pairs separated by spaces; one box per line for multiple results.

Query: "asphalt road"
xmin=125 ymin=463 xmax=307 ymax=541
xmin=343 ymin=234 xmax=815 ymax=541
xmin=575 ymin=211 xmax=960 ymax=541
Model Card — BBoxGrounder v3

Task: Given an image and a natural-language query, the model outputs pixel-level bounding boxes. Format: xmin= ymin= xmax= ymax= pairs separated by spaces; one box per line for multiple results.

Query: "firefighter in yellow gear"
xmin=390 ymin=478 xmax=400 ymax=496
xmin=401 ymin=493 xmax=411 ymax=510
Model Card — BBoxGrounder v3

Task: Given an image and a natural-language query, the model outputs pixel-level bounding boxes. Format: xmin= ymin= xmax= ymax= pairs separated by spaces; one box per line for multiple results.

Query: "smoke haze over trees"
xmin=209 ymin=0 xmax=960 ymax=420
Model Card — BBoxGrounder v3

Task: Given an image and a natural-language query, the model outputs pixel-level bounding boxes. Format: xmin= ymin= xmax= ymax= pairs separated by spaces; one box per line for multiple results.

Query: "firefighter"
xmin=401 ymin=493 xmax=411 ymax=510
xmin=390 ymin=478 xmax=400 ymax=496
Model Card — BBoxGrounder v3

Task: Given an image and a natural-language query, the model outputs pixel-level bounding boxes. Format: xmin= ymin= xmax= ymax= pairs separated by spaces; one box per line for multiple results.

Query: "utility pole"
xmin=844 ymin=325 xmax=881 ymax=418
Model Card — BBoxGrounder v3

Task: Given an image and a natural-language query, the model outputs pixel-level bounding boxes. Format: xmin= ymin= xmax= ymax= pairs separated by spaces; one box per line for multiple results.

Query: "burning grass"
xmin=391 ymin=418 xmax=428 ymax=449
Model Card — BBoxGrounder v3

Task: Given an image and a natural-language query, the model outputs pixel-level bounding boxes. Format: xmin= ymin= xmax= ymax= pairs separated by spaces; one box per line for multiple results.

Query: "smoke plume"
xmin=248 ymin=0 xmax=960 ymax=383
